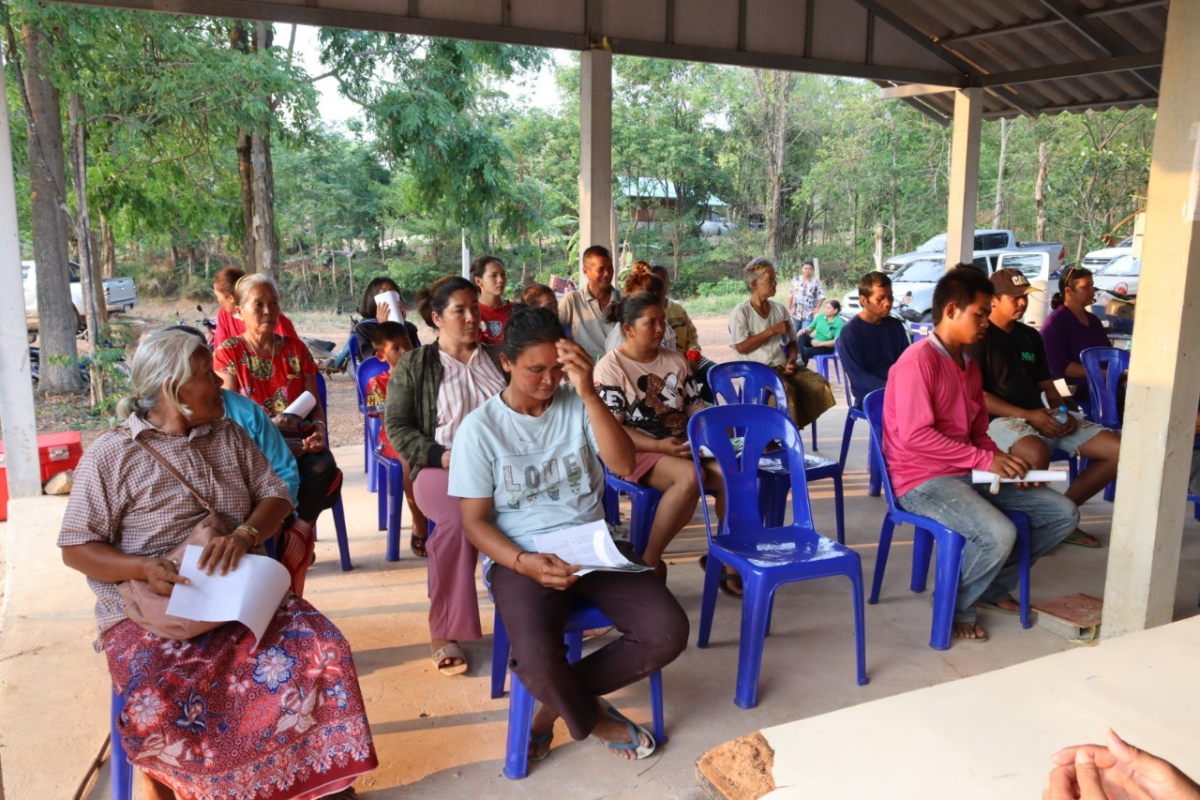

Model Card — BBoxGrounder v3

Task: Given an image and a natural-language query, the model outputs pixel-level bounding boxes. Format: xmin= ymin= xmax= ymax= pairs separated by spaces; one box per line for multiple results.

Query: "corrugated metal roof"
xmin=57 ymin=0 xmax=1168 ymax=120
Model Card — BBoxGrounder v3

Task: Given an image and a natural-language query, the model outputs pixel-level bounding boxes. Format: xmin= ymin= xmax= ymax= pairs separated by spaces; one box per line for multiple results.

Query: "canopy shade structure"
xmin=54 ymin=0 xmax=1166 ymax=124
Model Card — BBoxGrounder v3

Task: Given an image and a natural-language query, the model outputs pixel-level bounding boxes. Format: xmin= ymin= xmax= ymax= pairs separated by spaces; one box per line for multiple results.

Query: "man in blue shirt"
xmin=836 ymin=271 xmax=909 ymax=408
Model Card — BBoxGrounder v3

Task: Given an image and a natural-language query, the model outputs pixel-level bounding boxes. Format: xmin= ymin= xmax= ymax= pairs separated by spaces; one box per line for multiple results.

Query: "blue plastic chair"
xmin=366 ymin=415 xmax=404 ymax=562
xmin=111 ymin=689 xmax=133 ymax=799
xmin=314 ymin=373 xmax=353 ymax=571
xmin=811 ymin=352 xmax=842 ymax=386
xmin=347 ymin=331 xmax=361 ymax=372
xmin=1080 ymin=346 xmax=1129 ymax=431
xmin=688 ymin=404 xmax=867 ymax=709
xmin=832 ymin=345 xmax=882 ymax=497
xmin=862 ymin=389 xmax=1032 ymax=650
xmin=356 ymin=357 xmax=389 ymax=491
xmin=908 ymin=323 xmax=933 ymax=343
xmin=708 ymin=360 xmax=818 ymax=452
xmin=710 ymin=361 xmax=846 ymax=539
xmin=602 ymin=468 xmax=663 ymax=556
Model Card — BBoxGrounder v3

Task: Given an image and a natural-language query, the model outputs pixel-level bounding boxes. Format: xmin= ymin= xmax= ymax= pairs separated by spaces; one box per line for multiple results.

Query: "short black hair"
xmin=858 ymin=271 xmax=892 ymax=298
xmin=371 ymin=320 xmax=410 ymax=350
xmin=582 ymin=245 xmax=612 ymax=264
xmin=932 ymin=267 xmax=995 ymax=323
xmin=503 ymin=305 xmax=565 ymax=359
xmin=827 ymin=299 xmax=841 ymax=312
xmin=604 ymin=291 xmax=663 ymax=327
xmin=414 ymin=276 xmax=478 ymax=328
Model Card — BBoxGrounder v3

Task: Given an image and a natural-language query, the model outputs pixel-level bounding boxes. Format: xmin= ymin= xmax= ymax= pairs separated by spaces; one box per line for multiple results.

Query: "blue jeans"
xmin=897 ymin=476 xmax=1078 ymax=623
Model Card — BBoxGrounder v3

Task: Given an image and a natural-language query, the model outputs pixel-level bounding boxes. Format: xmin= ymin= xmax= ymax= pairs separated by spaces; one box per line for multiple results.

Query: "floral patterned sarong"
xmin=105 ymin=596 xmax=377 ymax=799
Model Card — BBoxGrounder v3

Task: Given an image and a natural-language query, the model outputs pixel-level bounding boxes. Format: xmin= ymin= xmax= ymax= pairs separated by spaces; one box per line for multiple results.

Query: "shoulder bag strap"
xmin=121 ymin=428 xmax=217 ymax=515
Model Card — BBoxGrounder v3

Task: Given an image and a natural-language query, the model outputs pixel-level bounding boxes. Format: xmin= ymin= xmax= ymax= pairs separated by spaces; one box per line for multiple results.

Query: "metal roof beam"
xmin=1036 ymin=0 xmax=1160 ymax=93
xmin=899 ymin=97 xmax=951 ymax=126
xmin=848 ymin=0 xmax=1040 ymax=117
xmin=975 ymin=50 xmax=1163 ymax=87
xmin=937 ymin=0 xmax=1168 ymax=45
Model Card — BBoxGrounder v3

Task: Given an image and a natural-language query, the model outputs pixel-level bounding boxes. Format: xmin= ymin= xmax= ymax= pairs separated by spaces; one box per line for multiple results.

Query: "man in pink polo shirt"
xmin=882 ymin=267 xmax=1078 ymax=643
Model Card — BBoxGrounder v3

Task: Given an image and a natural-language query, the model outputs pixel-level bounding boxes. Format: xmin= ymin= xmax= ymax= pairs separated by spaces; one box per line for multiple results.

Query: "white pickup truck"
xmin=843 ymin=247 xmax=1064 ymax=327
xmin=23 ymin=260 xmax=138 ymax=329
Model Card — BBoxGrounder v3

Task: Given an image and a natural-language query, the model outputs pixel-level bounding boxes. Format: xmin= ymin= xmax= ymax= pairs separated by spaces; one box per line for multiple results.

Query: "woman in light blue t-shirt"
xmin=449 ymin=306 xmax=688 ymax=767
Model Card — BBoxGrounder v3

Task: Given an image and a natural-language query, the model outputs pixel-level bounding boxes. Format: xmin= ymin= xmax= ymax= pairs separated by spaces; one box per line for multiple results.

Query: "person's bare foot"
xmin=591 ymin=715 xmax=652 ymax=760
xmin=530 ymin=704 xmax=559 ymax=760
xmin=991 ymin=597 xmax=1020 ymax=613
xmin=952 ymin=621 xmax=988 ymax=641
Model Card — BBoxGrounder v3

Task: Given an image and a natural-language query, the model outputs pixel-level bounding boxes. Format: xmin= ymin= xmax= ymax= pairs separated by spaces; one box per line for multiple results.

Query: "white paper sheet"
xmin=282 ymin=390 xmax=316 ymax=418
xmin=374 ymin=290 xmax=404 ymax=323
xmin=533 ymin=521 xmax=652 ymax=576
xmin=971 ymin=470 xmax=1068 ymax=484
xmin=166 ymin=545 xmax=291 ymax=651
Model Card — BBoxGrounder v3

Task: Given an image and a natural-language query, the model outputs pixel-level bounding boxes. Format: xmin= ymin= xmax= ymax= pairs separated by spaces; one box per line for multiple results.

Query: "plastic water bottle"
xmin=1052 ymin=405 xmax=1070 ymax=426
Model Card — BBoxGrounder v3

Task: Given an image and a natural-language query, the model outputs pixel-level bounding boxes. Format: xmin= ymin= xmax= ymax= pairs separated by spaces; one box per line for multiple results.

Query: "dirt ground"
xmin=26 ymin=301 xmax=743 ymax=450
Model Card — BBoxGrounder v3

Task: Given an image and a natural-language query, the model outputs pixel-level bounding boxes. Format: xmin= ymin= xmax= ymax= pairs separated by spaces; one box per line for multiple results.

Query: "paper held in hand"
xmin=971 ymin=470 xmax=1068 ymax=484
xmin=533 ymin=521 xmax=653 ymax=576
xmin=165 ymin=545 xmax=291 ymax=651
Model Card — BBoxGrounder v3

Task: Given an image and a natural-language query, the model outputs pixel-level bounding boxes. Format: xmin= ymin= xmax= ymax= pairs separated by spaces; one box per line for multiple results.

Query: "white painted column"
xmin=579 ymin=47 xmax=613 ymax=272
xmin=1102 ymin=0 xmax=1200 ymax=637
xmin=945 ymin=88 xmax=982 ymax=270
xmin=0 ymin=52 xmax=41 ymax=499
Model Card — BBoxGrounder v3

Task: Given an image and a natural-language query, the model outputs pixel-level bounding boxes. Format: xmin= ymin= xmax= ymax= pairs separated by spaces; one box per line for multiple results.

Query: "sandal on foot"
xmin=529 ymin=727 xmax=554 ymax=763
xmin=1064 ymin=531 xmax=1102 ymax=548
xmin=700 ymin=555 xmax=743 ymax=598
xmin=978 ymin=596 xmax=1021 ymax=616
xmin=431 ymin=643 xmax=468 ymax=676
xmin=410 ymin=533 xmax=428 ymax=558
xmin=597 ymin=701 xmax=656 ymax=760
xmin=951 ymin=622 xmax=989 ymax=643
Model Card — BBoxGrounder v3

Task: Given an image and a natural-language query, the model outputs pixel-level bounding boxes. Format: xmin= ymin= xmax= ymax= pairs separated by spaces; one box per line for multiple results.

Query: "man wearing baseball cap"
xmin=965 ymin=267 xmax=1121 ymax=549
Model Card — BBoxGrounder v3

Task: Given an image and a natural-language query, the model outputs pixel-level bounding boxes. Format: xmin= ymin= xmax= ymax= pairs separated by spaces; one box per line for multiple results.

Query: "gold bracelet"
xmin=234 ymin=525 xmax=259 ymax=547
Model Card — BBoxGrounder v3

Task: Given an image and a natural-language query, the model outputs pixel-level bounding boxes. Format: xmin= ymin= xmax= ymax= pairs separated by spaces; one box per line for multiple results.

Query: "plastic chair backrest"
xmin=1080 ymin=346 xmax=1128 ymax=427
xmin=708 ymin=361 xmax=788 ymax=408
xmin=861 ymin=389 xmax=900 ymax=507
xmin=355 ymin=357 xmax=389 ymax=412
xmin=314 ymin=372 xmax=329 ymax=421
xmin=348 ymin=333 xmax=361 ymax=370
xmin=687 ymin=403 xmax=815 ymax=533
xmin=833 ymin=337 xmax=856 ymax=407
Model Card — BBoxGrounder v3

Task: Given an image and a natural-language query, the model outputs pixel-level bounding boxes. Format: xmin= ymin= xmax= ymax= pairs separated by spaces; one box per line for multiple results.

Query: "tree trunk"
xmin=68 ymin=91 xmax=104 ymax=406
xmin=232 ymin=22 xmax=280 ymax=280
xmin=874 ymin=223 xmax=884 ymax=270
xmin=1035 ymin=140 xmax=1048 ymax=241
xmin=992 ymin=117 xmax=1009 ymax=229
xmin=757 ymin=69 xmax=794 ymax=264
xmin=237 ymin=128 xmax=255 ymax=271
xmin=99 ymin=211 xmax=116 ymax=279
xmin=21 ymin=22 xmax=81 ymax=393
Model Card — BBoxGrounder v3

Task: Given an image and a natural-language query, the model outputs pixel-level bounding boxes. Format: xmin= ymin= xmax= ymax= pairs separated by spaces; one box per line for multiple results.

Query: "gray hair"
xmin=743 ymin=257 xmax=776 ymax=291
xmin=233 ymin=272 xmax=280 ymax=307
xmin=116 ymin=329 xmax=209 ymax=420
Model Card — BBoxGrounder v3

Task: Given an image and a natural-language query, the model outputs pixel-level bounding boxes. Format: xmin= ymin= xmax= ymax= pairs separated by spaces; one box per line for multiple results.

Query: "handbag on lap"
xmin=114 ymin=432 xmax=229 ymax=640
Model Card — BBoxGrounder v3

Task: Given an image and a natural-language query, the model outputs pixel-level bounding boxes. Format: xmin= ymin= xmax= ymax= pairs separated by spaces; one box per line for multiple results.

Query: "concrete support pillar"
xmin=0 ymin=52 xmax=41 ymax=501
xmin=945 ymin=88 xmax=982 ymax=269
xmin=579 ymin=47 xmax=613 ymax=271
xmin=1102 ymin=0 xmax=1200 ymax=638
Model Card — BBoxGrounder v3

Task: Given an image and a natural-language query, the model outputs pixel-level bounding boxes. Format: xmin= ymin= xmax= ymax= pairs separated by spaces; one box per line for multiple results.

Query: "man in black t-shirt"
xmin=966 ymin=268 xmax=1121 ymax=548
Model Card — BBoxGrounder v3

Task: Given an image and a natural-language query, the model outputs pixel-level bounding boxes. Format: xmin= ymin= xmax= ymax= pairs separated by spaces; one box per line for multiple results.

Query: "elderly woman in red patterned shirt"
xmin=58 ymin=329 xmax=376 ymax=800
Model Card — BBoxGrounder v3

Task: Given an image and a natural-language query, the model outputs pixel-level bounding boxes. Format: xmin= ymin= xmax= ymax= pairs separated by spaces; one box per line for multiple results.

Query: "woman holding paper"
xmin=593 ymin=291 xmax=724 ymax=574
xmin=352 ymin=276 xmax=420 ymax=358
xmin=385 ymin=276 xmax=508 ymax=676
xmin=213 ymin=274 xmax=341 ymax=589
xmin=59 ymin=329 xmax=377 ymax=800
xmin=450 ymin=306 xmax=688 ymax=764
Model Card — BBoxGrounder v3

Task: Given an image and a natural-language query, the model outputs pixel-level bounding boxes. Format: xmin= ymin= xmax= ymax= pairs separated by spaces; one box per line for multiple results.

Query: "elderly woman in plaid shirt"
xmin=59 ymin=329 xmax=376 ymax=800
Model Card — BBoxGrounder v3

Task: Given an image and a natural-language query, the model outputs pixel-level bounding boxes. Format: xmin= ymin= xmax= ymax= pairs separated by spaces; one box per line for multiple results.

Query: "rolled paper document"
xmin=971 ymin=469 xmax=1068 ymax=484
xmin=374 ymin=290 xmax=404 ymax=323
xmin=283 ymin=390 xmax=316 ymax=419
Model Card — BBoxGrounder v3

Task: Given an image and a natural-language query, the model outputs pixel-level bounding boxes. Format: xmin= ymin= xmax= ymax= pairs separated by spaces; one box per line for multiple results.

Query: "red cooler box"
xmin=0 ymin=431 xmax=83 ymax=521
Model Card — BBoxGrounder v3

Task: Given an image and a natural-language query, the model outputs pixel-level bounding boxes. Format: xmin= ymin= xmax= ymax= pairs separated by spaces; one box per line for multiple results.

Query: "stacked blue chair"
xmin=356 ymin=358 xmax=389 ymax=492
xmin=861 ymin=389 xmax=1033 ymax=650
xmin=1080 ymin=346 xmax=1128 ymax=501
xmin=710 ymin=361 xmax=846 ymax=541
xmin=490 ymin=600 xmax=666 ymax=778
xmin=314 ymin=373 xmax=353 ymax=571
xmin=688 ymin=403 xmax=867 ymax=709
xmin=366 ymin=415 xmax=404 ymax=562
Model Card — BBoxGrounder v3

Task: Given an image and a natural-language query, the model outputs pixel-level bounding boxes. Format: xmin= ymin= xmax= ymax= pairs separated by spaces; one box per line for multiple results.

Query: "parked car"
xmin=23 ymin=260 xmax=138 ymax=329
xmin=1082 ymin=237 xmax=1133 ymax=272
xmin=1093 ymin=253 xmax=1141 ymax=301
xmin=881 ymin=229 xmax=1062 ymax=277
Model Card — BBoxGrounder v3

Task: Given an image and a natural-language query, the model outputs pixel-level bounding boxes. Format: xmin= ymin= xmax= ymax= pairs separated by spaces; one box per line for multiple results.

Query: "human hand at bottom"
xmin=1044 ymin=729 xmax=1200 ymax=800
xmin=515 ymin=553 xmax=582 ymax=591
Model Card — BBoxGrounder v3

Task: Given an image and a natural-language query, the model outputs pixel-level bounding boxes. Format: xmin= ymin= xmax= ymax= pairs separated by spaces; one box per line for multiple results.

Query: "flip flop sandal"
xmin=431 ymin=643 xmax=469 ymax=676
xmin=951 ymin=623 xmax=989 ymax=643
xmin=978 ymin=596 xmax=1021 ymax=616
xmin=529 ymin=726 xmax=555 ymax=763
xmin=1064 ymin=531 xmax=1102 ymax=548
xmin=699 ymin=555 xmax=743 ymax=598
xmin=597 ymin=700 xmax=656 ymax=760
xmin=410 ymin=533 xmax=429 ymax=558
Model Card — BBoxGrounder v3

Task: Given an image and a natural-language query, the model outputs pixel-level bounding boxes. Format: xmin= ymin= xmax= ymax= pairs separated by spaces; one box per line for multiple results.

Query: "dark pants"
xmin=296 ymin=448 xmax=342 ymax=522
xmin=490 ymin=546 xmax=689 ymax=741
xmin=797 ymin=333 xmax=834 ymax=366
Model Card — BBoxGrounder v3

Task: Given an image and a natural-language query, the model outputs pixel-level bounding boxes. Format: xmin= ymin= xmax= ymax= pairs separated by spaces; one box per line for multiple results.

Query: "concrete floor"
xmin=3 ymin=403 xmax=1200 ymax=799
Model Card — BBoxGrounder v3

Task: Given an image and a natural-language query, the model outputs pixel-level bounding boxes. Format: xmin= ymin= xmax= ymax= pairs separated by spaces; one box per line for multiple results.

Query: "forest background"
xmin=4 ymin=2 xmax=1154 ymax=392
